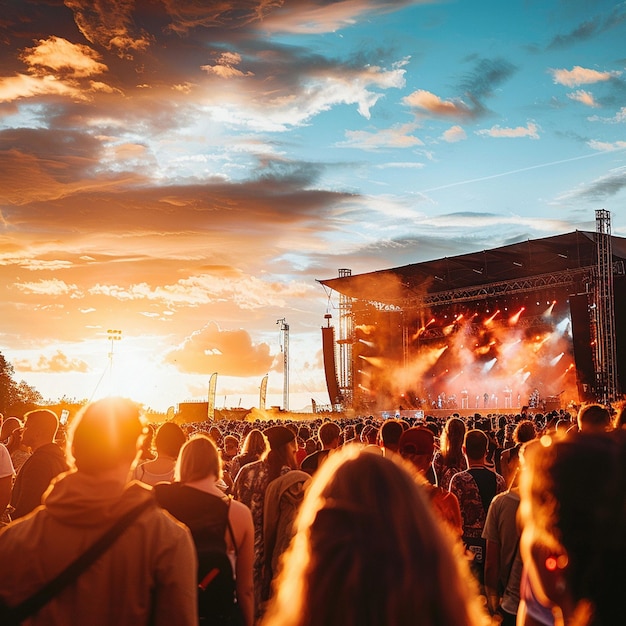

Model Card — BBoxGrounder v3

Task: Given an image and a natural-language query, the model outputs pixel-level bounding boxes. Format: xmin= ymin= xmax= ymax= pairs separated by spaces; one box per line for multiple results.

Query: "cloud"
xmin=15 ymin=279 xmax=82 ymax=297
xmin=0 ymin=74 xmax=86 ymax=103
xmin=441 ymin=125 xmax=467 ymax=143
xmin=476 ymin=122 xmax=540 ymax=139
xmin=547 ymin=4 xmax=626 ymax=49
xmin=556 ymin=166 xmax=626 ymax=203
xmin=165 ymin=322 xmax=274 ymax=376
xmin=15 ymin=350 xmax=89 ymax=373
xmin=587 ymin=107 xmax=626 ymax=124
xmin=201 ymin=52 xmax=255 ymax=79
xmin=254 ymin=0 xmax=422 ymax=35
xmin=338 ymin=123 xmax=423 ymax=150
xmin=551 ymin=66 xmax=620 ymax=87
xmin=65 ymin=0 xmax=152 ymax=57
xmin=587 ymin=140 xmax=626 ymax=152
xmin=458 ymin=57 xmax=517 ymax=102
xmin=87 ymin=272 xmax=313 ymax=310
xmin=20 ymin=36 xmax=108 ymax=78
xmin=403 ymin=90 xmax=473 ymax=117
xmin=567 ymin=89 xmax=598 ymax=107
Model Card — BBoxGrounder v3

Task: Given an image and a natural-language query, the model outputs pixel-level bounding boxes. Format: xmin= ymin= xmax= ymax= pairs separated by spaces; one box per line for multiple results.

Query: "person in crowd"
xmin=0 ymin=416 xmax=21 ymax=446
xmin=10 ymin=409 xmax=69 ymax=520
xmin=222 ymin=434 xmax=240 ymax=469
xmin=295 ymin=426 xmax=311 ymax=468
xmin=229 ymin=429 xmax=268 ymax=482
xmin=300 ymin=421 xmax=341 ymax=476
xmin=220 ymin=434 xmax=240 ymax=494
xmin=433 ymin=415 xmax=468 ymax=490
xmin=378 ymin=418 xmax=405 ymax=457
xmin=518 ymin=430 xmax=625 ymax=626
xmin=132 ymin=421 xmax=187 ymax=486
xmin=449 ymin=428 xmax=506 ymax=591
xmin=576 ymin=404 xmax=612 ymax=434
xmin=233 ymin=425 xmax=298 ymax=618
xmin=1 ymin=417 xmax=31 ymax=474
xmin=0 ymin=396 xmax=198 ymax=625
xmin=398 ymin=426 xmax=462 ymax=537
xmin=155 ymin=435 xmax=254 ymax=626
xmin=356 ymin=423 xmax=381 ymax=454
xmin=262 ymin=465 xmax=311 ymax=605
xmin=261 ymin=445 xmax=489 ymax=626
xmin=499 ymin=420 xmax=537 ymax=488
xmin=613 ymin=403 xmax=626 ymax=429
xmin=0 ymin=443 xmax=14 ymax=527
xmin=482 ymin=448 xmax=523 ymax=625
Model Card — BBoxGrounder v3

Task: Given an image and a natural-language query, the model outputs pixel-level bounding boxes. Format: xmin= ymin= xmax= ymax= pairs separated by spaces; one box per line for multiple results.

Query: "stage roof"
xmin=318 ymin=231 xmax=626 ymax=304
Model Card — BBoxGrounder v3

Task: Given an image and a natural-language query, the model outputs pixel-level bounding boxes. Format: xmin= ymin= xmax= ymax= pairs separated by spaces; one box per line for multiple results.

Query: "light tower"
xmin=276 ymin=318 xmax=289 ymax=411
xmin=107 ymin=329 xmax=122 ymax=394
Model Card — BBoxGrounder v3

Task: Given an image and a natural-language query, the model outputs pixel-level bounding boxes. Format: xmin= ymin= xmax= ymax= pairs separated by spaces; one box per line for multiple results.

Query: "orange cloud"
xmin=165 ymin=322 xmax=274 ymax=376
xmin=21 ymin=36 xmax=108 ymax=78
xmin=550 ymin=65 xmax=620 ymax=87
xmin=16 ymin=350 xmax=89 ymax=373
xmin=403 ymin=89 xmax=472 ymax=117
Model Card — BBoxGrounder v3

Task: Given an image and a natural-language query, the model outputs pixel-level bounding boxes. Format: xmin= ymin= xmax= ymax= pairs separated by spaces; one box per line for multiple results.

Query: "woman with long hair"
xmin=433 ymin=416 xmax=468 ymax=490
xmin=155 ymin=434 xmax=255 ymax=626
xmin=229 ymin=428 xmax=268 ymax=481
xmin=233 ymin=426 xmax=298 ymax=618
xmin=262 ymin=445 xmax=489 ymax=626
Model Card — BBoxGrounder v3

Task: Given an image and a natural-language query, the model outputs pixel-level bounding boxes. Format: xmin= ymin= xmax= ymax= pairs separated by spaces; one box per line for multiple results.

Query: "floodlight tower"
xmin=276 ymin=318 xmax=289 ymax=411
xmin=107 ymin=329 xmax=122 ymax=394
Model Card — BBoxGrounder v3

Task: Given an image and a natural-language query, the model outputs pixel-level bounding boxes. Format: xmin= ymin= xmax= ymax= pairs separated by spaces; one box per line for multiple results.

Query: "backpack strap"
xmin=5 ymin=498 xmax=153 ymax=624
xmin=468 ymin=468 xmax=497 ymax=513
xmin=224 ymin=496 xmax=238 ymax=559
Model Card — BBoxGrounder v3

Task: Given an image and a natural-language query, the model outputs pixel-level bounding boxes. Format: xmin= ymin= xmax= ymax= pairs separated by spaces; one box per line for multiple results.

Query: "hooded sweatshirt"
xmin=0 ymin=471 xmax=198 ymax=626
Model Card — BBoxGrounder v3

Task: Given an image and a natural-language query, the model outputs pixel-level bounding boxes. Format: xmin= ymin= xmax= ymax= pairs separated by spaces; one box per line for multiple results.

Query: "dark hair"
xmin=577 ymin=404 xmax=611 ymax=432
xmin=154 ymin=422 xmax=187 ymax=458
xmin=318 ymin=422 xmax=341 ymax=446
xmin=440 ymin=417 xmax=466 ymax=467
xmin=463 ymin=429 xmax=488 ymax=461
xmin=520 ymin=431 xmax=626 ymax=625
xmin=23 ymin=409 xmax=59 ymax=440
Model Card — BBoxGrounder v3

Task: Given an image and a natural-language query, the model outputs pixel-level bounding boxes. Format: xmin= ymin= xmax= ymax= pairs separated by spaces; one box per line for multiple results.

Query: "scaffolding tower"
xmin=337 ymin=268 xmax=353 ymax=409
xmin=593 ymin=209 xmax=619 ymax=404
xmin=277 ymin=318 xmax=289 ymax=411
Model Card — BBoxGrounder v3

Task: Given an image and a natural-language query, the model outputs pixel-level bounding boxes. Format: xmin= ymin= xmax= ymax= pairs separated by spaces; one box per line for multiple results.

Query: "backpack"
xmin=195 ymin=499 xmax=243 ymax=625
xmin=154 ymin=484 xmax=244 ymax=625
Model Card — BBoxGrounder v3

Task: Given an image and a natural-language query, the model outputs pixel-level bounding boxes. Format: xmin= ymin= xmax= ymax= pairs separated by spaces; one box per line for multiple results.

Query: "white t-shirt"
xmin=0 ymin=444 xmax=15 ymax=479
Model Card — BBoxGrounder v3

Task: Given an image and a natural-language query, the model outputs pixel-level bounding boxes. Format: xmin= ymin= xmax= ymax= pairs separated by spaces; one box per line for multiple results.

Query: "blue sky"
xmin=0 ymin=0 xmax=625 ymax=413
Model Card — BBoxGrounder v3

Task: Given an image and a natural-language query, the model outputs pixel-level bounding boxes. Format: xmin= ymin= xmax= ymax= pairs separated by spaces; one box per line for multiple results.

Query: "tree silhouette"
xmin=0 ymin=352 xmax=43 ymax=417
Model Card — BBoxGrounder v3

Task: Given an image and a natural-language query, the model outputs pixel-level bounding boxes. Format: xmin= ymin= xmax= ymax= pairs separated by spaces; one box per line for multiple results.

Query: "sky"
xmin=1 ymin=0 xmax=626 ymax=414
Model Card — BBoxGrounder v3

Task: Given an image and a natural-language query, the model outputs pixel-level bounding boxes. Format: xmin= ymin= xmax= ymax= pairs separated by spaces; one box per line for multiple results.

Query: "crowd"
xmin=0 ymin=400 xmax=624 ymax=625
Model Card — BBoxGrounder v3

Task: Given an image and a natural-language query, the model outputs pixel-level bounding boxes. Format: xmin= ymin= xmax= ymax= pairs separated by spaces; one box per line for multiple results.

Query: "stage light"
xmin=556 ymin=318 xmax=570 ymax=334
xmin=484 ymin=309 xmax=500 ymax=326
xmin=483 ymin=358 xmax=497 ymax=373
xmin=549 ymin=353 xmax=565 ymax=366
xmin=509 ymin=306 xmax=525 ymax=325
xmin=359 ymin=339 xmax=376 ymax=348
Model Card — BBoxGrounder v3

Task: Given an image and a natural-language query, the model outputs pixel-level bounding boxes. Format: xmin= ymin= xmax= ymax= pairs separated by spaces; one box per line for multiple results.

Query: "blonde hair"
xmin=175 ymin=434 xmax=222 ymax=483
xmin=262 ymin=445 xmax=487 ymax=626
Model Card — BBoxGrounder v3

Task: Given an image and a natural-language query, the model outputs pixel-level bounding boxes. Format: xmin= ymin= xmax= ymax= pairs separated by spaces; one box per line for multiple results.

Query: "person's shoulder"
xmin=128 ymin=486 xmax=192 ymax=537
